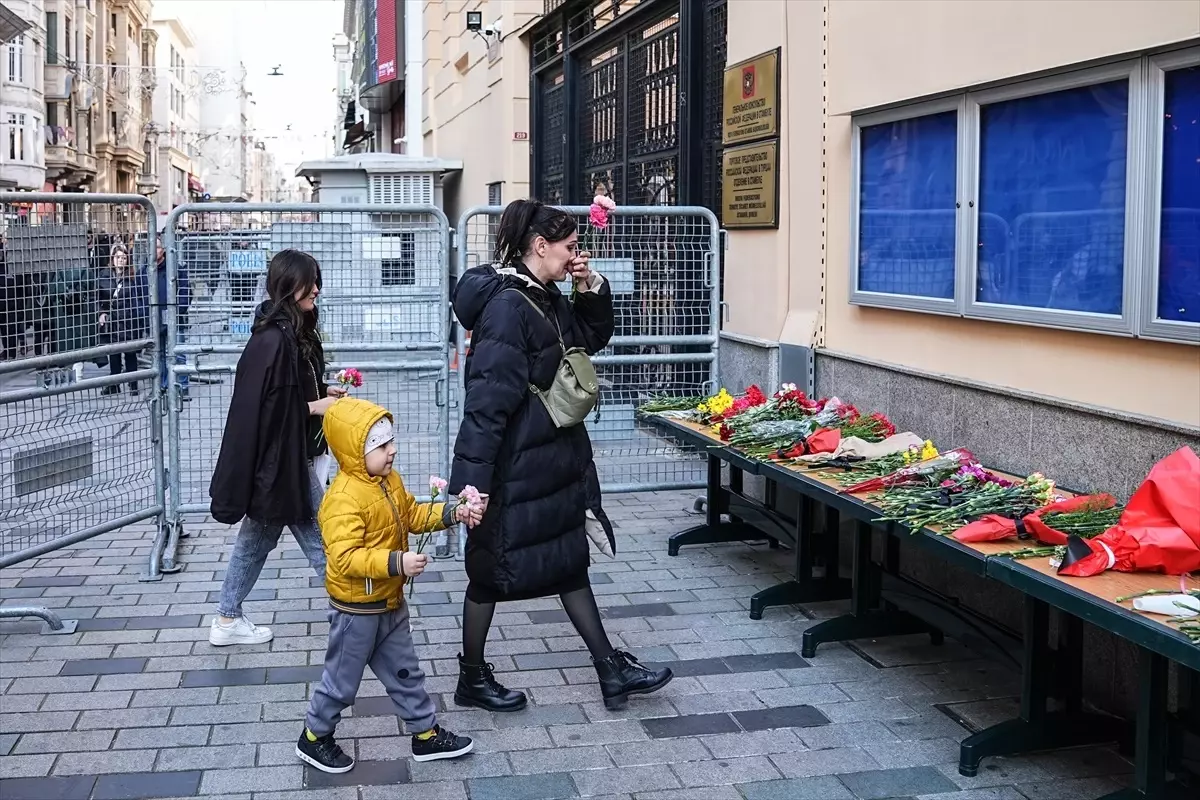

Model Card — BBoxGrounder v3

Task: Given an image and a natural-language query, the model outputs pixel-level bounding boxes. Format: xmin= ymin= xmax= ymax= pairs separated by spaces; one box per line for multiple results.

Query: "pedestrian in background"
xmin=0 ymin=234 xmax=21 ymax=360
xmin=207 ymin=249 xmax=344 ymax=646
xmin=50 ymin=240 xmax=99 ymax=383
xmin=154 ymin=233 xmax=191 ymax=399
xmin=98 ymin=244 xmax=148 ymax=396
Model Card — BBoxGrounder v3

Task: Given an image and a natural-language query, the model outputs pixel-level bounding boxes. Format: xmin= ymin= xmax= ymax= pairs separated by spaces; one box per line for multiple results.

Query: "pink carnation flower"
xmin=429 ymin=476 xmax=448 ymax=497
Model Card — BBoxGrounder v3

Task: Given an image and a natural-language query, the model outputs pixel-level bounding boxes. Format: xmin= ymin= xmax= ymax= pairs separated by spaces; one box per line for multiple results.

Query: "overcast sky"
xmin=155 ymin=0 xmax=342 ymax=173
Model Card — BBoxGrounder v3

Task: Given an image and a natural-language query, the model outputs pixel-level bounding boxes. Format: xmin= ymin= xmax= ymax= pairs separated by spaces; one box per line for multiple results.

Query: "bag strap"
xmin=504 ymin=288 xmax=565 ymax=351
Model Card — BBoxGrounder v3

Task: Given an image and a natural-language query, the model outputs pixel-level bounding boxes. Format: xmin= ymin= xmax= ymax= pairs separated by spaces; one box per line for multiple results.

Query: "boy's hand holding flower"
xmin=401 ymin=551 xmax=428 ymax=577
xmin=455 ymin=502 xmax=483 ymax=528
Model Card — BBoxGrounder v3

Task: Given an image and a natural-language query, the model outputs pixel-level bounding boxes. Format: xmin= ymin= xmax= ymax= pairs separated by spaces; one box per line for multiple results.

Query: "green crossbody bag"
xmin=505 ymin=289 xmax=599 ymax=428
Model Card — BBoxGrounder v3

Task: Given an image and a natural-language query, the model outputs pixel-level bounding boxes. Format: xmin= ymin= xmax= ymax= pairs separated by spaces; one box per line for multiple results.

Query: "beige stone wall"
xmin=723 ymin=0 xmax=1200 ymax=426
xmin=423 ymin=0 xmax=542 ymax=214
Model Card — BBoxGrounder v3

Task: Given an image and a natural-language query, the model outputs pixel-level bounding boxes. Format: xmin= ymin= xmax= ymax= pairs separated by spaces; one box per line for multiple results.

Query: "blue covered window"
xmin=857 ymin=111 xmax=957 ymax=300
xmin=976 ymin=81 xmax=1129 ymax=315
xmin=1158 ymin=66 xmax=1200 ymax=324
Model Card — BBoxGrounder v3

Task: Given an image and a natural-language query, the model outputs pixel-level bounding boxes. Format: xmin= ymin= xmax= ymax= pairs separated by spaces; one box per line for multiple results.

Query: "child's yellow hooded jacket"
xmin=319 ymin=398 xmax=449 ymax=613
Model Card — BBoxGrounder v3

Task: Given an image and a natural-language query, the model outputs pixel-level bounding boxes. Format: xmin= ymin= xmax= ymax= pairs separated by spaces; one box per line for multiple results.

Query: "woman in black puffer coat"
xmin=449 ymin=199 xmax=672 ymax=713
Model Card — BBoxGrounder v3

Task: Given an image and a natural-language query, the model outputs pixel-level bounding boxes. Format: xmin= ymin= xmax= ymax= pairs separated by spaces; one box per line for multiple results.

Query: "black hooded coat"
xmin=449 ymin=264 xmax=616 ymax=600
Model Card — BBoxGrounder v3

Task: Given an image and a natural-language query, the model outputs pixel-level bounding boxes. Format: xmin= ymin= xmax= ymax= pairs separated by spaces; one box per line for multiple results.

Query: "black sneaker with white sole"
xmin=410 ymin=725 xmax=473 ymax=762
xmin=295 ymin=729 xmax=354 ymax=773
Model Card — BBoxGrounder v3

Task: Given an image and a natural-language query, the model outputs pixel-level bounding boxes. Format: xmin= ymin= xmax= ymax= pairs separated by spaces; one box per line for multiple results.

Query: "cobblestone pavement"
xmin=1 ymin=489 xmax=1134 ymax=800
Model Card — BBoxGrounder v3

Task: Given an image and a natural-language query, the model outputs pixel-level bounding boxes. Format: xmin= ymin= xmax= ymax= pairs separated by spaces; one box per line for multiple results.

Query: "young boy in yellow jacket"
xmin=297 ymin=398 xmax=480 ymax=773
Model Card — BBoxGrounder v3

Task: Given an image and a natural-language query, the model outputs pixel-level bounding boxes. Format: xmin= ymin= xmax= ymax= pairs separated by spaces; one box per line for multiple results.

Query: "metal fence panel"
xmin=0 ymin=193 xmax=167 ymax=631
xmin=454 ymin=205 xmax=721 ymax=493
xmin=163 ymin=204 xmax=452 ymax=540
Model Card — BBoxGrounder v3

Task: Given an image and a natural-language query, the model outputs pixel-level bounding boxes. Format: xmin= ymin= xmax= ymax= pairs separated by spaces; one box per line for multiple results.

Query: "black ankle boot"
xmin=593 ymin=650 xmax=673 ymax=710
xmin=454 ymin=655 xmax=527 ymax=712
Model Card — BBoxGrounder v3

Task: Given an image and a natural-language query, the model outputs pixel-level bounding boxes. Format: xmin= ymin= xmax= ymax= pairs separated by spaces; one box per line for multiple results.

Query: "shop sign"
xmin=722 ymin=49 xmax=780 ymax=146
xmin=721 ymin=139 xmax=779 ymax=229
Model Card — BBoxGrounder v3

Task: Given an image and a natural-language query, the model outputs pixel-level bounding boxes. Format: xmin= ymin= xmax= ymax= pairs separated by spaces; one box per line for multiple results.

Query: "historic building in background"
xmin=1 ymin=0 xmax=46 ymax=192
xmin=150 ymin=14 xmax=198 ymax=215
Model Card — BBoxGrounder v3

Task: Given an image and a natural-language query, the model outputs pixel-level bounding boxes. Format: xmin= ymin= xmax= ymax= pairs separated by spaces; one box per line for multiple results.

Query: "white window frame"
xmin=7 ymin=112 xmax=26 ymax=162
xmin=963 ymin=60 xmax=1143 ymax=336
xmin=848 ymin=56 xmax=1200 ymax=343
xmin=1140 ymin=47 xmax=1200 ymax=345
xmin=848 ymin=95 xmax=965 ymax=316
xmin=7 ymin=35 xmax=24 ymax=84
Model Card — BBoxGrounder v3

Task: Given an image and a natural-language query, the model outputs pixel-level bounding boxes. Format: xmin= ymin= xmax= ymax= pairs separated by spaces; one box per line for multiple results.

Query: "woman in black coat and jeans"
xmin=450 ymin=199 xmax=672 ymax=711
xmin=208 ymin=249 xmax=343 ymax=647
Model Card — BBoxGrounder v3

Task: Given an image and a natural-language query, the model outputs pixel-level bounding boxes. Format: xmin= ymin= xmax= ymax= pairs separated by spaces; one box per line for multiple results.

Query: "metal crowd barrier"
xmin=0 ymin=192 xmax=169 ymax=632
xmin=454 ymin=205 xmax=722 ymax=494
xmin=162 ymin=203 xmax=452 ymax=560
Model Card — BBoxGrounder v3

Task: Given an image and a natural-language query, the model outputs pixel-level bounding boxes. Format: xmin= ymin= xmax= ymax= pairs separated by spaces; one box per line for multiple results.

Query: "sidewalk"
xmin=1 ymin=490 xmax=1132 ymax=799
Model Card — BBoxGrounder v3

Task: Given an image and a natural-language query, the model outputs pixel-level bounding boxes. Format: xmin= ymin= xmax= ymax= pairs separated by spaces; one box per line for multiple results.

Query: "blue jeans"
xmin=160 ymin=326 xmax=189 ymax=391
xmin=216 ymin=463 xmax=327 ymax=618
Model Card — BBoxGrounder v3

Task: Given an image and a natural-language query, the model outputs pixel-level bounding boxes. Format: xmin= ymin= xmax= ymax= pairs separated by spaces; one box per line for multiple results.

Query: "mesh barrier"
xmin=164 ymin=204 xmax=451 ymax=531
xmin=454 ymin=206 xmax=720 ymax=493
xmin=0 ymin=193 xmax=167 ymax=612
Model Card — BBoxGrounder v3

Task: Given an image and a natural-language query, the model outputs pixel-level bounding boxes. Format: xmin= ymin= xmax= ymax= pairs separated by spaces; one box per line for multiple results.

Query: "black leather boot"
xmin=453 ymin=655 xmax=527 ymax=712
xmin=593 ymin=650 xmax=673 ymax=710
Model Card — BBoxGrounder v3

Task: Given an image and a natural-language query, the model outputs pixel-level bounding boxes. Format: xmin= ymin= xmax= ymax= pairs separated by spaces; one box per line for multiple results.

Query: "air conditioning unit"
xmin=369 ymin=173 xmax=434 ymax=205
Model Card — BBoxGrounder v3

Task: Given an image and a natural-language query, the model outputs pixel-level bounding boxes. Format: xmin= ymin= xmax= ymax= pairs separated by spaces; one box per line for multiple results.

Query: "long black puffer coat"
xmin=450 ymin=263 xmax=616 ymax=600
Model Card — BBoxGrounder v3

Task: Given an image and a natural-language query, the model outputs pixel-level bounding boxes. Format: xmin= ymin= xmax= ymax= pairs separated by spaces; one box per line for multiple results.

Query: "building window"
xmin=46 ymin=103 xmax=57 ymax=129
xmin=6 ymin=34 xmax=24 ymax=84
xmin=46 ymin=12 xmax=58 ymax=62
xmin=65 ymin=17 xmax=72 ymax=59
xmin=8 ymin=113 xmax=26 ymax=161
xmin=381 ymin=233 xmax=417 ymax=286
xmin=849 ymin=58 xmax=1199 ymax=340
xmin=487 ymin=182 xmax=503 ymax=206
xmin=978 ymin=80 xmax=1128 ymax=315
xmin=857 ymin=111 xmax=957 ymax=300
xmin=86 ymin=35 xmax=91 ymax=66
xmin=1157 ymin=65 xmax=1200 ymax=325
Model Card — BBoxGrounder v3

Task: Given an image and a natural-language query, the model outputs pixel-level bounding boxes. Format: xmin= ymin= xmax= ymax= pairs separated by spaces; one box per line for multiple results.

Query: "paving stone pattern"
xmin=1 ymin=490 xmax=1135 ymax=799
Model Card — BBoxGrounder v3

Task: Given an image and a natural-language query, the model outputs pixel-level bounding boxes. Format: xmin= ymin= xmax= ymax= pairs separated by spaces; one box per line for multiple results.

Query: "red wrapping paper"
xmin=952 ymin=494 xmax=1119 ymax=545
xmin=806 ymin=428 xmax=841 ymax=455
xmin=1058 ymin=447 xmax=1200 ymax=577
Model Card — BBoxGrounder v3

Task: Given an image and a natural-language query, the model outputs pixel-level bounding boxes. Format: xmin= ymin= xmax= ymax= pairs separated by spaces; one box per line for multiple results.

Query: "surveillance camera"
xmin=483 ymin=24 xmax=495 ymax=36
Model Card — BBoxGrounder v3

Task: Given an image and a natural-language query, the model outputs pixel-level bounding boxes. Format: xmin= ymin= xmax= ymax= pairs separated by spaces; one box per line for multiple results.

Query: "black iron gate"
xmin=531 ymin=0 xmax=727 ymax=213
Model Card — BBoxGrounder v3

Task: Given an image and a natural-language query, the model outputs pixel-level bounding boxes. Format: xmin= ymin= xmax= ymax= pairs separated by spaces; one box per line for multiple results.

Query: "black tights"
xmin=462 ymin=585 xmax=614 ymax=665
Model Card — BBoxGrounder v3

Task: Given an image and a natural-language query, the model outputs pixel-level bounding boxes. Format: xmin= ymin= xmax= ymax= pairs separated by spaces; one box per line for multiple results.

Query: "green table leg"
xmin=750 ymin=499 xmax=851 ymax=620
xmin=958 ymin=598 xmax=1128 ymax=777
xmin=668 ymin=456 xmax=774 ymax=556
xmin=800 ymin=519 xmax=940 ymax=658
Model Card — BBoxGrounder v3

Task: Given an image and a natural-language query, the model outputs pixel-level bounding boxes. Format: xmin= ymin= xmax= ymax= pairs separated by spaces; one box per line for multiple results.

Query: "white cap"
xmin=364 ymin=417 xmax=394 ymax=455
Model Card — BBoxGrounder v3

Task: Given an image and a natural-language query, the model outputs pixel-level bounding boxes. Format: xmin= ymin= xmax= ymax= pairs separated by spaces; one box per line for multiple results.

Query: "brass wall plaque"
xmin=722 ymin=49 xmax=780 ymax=146
xmin=722 ymin=140 xmax=779 ymax=229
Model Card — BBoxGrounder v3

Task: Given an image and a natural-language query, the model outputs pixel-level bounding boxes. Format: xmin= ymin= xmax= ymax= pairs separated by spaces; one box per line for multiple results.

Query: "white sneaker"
xmin=208 ymin=615 xmax=273 ymax=646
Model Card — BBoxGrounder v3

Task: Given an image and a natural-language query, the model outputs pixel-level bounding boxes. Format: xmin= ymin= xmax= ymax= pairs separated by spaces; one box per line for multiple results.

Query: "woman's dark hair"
xmin=493 ymin=199 xmax=576 ymax=265
xmin=256 ymin=248 xmax=324 ymax=362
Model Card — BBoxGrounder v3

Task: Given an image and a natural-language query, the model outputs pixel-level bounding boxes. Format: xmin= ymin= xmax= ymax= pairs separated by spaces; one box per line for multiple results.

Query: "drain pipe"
xmin=404 ymin=0 xmax=423 ymax=157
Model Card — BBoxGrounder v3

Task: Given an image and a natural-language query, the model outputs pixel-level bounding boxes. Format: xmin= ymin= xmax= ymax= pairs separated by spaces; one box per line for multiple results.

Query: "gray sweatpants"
xmin=305 ymin=605 xmax=436 ymax=737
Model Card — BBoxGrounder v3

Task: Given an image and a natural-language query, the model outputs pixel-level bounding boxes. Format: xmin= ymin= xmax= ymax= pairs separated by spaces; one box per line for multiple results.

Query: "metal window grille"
xmin=538 ymin=70 xmax=566 ymax=203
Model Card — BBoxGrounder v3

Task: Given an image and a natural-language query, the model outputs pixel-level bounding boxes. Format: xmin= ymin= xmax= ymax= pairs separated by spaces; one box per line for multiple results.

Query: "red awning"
xmin=188 ymin=175 xmax=204 ymax=193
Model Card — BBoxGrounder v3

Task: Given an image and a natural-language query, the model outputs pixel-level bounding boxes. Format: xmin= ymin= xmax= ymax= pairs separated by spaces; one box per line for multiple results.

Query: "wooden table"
xmin=638 ymin=412 xmax=1198 ymax=798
